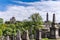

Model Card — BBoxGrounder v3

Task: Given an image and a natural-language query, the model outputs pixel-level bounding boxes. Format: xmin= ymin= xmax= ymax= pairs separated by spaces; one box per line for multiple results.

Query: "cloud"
xmin=0 ymin=1 xmax=60 ymax=23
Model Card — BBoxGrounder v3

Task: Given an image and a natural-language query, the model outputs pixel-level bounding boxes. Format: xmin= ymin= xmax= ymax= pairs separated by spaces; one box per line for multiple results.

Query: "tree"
xmin=22 ymin=20 xmax=33 ymax=30
xmin=0 ymin=29 xmax=3 ymax=36
xmin=3 ymin=24 xmax=16 ymax=36
xmin=29 ymin=13 xmax=43 ymax=29
xmin=0 ymin=18 xmax=3 ymax=24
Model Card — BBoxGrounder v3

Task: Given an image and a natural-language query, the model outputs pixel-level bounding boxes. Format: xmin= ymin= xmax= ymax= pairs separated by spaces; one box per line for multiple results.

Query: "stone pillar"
xmin=46 ymin=13 xmax=48 ymax=22
xmin=50 ymin=14 xmax=55 ymax=38
xmin=50 ymin=14 xmax=59 ymax=39
xmin=6 ymin=35 xmax=10 ymax=40
xmin=22 ymin=30 xmax=29 ymax=40
xmin=16 ymin=30 xmax=22 ymax=40
xmin=26 ymin=30 xmax=29 ymax=40
xmin=52 ymin=14 xmax=55 ymax=27
xmin=35 ymin=29 xmax=42 ymax=40
xmin=55 ymin=28 xmax=59 ymax=38
xmin=39 ymin=30 xmax=42 ymax=40
xmin=12 ymin=35 xmax=15 ymax=40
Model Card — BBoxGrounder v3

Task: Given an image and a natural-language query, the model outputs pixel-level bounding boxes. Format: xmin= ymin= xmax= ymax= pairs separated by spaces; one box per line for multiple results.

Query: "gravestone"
xmin=16 ymin=30 xmax=22 ymax=40
xmin=6 ymin=35 xmax=10 ymax=40
xmin=1 ymin=36 xmax=4 ymax=40
xmin=35 ymin=29 xmax=42 ymax=40
xmin=26 ymin=30 xmax=29 ymax=40
xmin=12 ymin=35 xmax=15 ymax=40
xmin=50 ymin=14 xmax=59 ymax=39
xmin=22 ymin=30 xmax=29 ymax=40
xmin=30 ymin=34 xmax=34 ymax=40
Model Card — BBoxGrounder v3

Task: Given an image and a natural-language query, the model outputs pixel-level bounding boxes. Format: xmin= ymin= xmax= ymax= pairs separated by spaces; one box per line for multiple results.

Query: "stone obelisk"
xmin=50 ymin=14 xmax=59 ymax=39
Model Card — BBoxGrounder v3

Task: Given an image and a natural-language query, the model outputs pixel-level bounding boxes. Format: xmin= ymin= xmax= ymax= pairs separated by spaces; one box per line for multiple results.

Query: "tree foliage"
xmin=29 ymin=13 xmax=43 ymax=29
xmin=0 ymin=13 xmax=43 ymax=36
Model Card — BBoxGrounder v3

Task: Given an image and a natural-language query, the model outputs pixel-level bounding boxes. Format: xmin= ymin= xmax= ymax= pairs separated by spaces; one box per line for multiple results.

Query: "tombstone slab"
xmin=16 ymin=30 xmax=22 ymax=40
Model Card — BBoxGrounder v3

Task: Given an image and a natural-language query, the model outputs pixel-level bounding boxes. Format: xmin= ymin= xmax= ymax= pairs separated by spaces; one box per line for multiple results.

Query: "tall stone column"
xmin=52 ymin=14 xmax=55 ymax=27
xmin=46 ymin=13 xmax=48 ymax=22
xmin=50 ymin=14 xmax=59 ymax=39
xmin=16 ymin=30 xmax=22 ymax=40
xmin=22 ymin=30 xmax=29 ymax=40
xmin=39 ymin=30 xmax=42 ymax=40
xmin=26 ymin=30 xmax=29 ymax=40
xmin=35 ymin=29 xmax=42 ymax=40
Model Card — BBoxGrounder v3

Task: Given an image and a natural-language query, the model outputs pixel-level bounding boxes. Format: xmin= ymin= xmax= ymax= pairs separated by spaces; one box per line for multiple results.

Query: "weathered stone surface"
xmin=22 ymin=30 xmax=29 ymax=40
xmin=50 ymin=14 xmax=59 ymax=39
xmin=6 ymin=36 xmax=10 ymax=40
xmin=1 ymin=36 xmax=4 ymax=40
xmin=35 ymin=29 xmax=42 ymax=40
xmin=16 ymin=30 xmax=22 ymax=40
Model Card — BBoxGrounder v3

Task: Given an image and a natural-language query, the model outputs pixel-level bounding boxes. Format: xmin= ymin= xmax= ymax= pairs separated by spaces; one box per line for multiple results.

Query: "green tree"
xmin=22 ymin=20 xmax=33 ymax=30
xmin=0 ymin=18 xmax=3 ymax=24
xmin=28 ymin=13 xmax=43 ymax=34
xmin=29 ymin=13 xmax=43 ymax=29
xmin=0 ymin=29 xmax=3 ymax=36
xmin=3 ymin=24 xmax=16 ymax=36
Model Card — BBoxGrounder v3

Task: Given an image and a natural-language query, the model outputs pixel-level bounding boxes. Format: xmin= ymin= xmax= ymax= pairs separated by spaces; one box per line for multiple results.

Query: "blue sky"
xmin=0 ymin=0 xmax=59 ymax=11
xmin=0 ymin=0 xmax=40 ymax=11
xmin=0 ymin=0 xmax=60 ymax=23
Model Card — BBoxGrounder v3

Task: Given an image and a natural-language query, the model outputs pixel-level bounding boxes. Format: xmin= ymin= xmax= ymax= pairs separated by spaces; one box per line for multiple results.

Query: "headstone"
xmin=35 ymin=29 xmax=42 ymax=40
xmin=6 ymin=35 xmax=10 ymax=40
xmin=22 ymin=30 xmax=29 ymax=40
xmin=38 ymin=29 xmax=42 ymax=40
xmin=26 ymin=30 xmax=29 ymax=40
xmin=55 ymin=28 xmax=59 ymax=38
xmin=1 ymin=36 xmax=4 ymax=40
xmin=16 ymin=30 xmax=22 ymax=40
xmin=30 ymin=34 xmax=34 ymax=40
xmin=12 ymin=35 xmax=15 ymax=40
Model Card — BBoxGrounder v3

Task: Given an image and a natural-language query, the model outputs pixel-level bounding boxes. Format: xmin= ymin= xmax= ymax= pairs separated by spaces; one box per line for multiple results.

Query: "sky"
xmin=0 ymin=0 xmax=60 ymax=23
